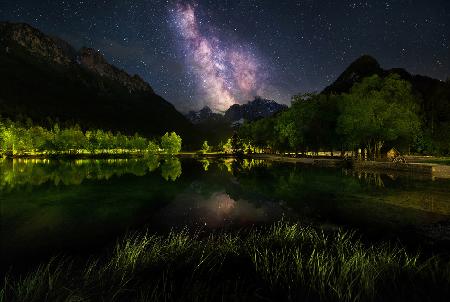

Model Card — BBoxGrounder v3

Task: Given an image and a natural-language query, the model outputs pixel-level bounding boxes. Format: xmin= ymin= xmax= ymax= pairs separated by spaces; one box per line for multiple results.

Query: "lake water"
xmin=1 ymin=157 xmax=450 ymax=271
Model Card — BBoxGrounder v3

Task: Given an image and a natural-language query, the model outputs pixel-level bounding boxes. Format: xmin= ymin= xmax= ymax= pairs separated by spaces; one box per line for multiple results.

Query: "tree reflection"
xmin=161 ymin=157 xmax=182 ymax=181
xmin=199 ymin=159 xmax=210 ymax=171
xmin=145 ymin=154 xmax=160 ymax=172
xmin=0 ymin=157 xmax=169 ymax=189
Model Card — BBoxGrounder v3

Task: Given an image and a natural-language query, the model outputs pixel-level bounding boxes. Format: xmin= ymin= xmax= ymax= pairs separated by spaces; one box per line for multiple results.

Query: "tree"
xmin=85 ymin=130 xmax=98 ymax=154
xmin=231 ymin=132 xmax=244 ymax=156
xmin=161 ymin=132 xmax=182 ymax=155
xmin=337 ymin=74 xmax=421 ymax=159
xmin=222 ymin=138 xmax=232 ymax=154
xmin=275 ymin=93 xmax=318 ymax=153
xmin=147 ymin=140 xmax=160 ymax=154
xmin=239 ymin=117 xmax=279 ymax=152
xmin=201 ymin=141 xmax=210 ymax=153
xmin=130 ymin=134 xmax=148 ymax=152
xmin=0 ymin=121 xmax=17 ymax=156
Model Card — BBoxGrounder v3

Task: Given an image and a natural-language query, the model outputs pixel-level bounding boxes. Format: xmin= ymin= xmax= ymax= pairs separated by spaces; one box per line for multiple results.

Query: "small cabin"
xmin=386 ymin=148 xmax=400 ymax=160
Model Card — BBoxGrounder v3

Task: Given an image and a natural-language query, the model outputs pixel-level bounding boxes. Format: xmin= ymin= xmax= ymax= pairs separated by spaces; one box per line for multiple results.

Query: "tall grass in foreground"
xmin=2 ymin=221 xmax=450 ymax=302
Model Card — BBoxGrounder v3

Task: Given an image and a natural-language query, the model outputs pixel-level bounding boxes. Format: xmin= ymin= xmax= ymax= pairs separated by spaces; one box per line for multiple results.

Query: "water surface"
xmin=1 ymin=157 xmax=449 ymax=271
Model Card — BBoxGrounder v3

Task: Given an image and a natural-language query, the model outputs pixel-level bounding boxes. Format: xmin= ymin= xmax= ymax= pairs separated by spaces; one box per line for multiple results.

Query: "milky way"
xmin=173 ymin=3 xmax=265 ymax=111
xmin=5 ymin=1 xmax=448 ymax=111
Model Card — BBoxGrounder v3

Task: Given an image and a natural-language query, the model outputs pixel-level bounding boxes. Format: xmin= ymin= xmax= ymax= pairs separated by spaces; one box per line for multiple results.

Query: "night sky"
xmin=1 ymin=0 xmax=449 ymax=112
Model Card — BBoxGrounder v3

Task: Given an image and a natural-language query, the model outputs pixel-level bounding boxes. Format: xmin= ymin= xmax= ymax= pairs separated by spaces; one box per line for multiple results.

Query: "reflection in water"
xmin=145 ymin=154 xmax=160 ymax=172
xmin=0 ymin=156 xmax=182 ymax=189
xmin=1 ymin=157 xmax=450 ymax=270
xmin=161 ymin=157 xmax=182 ymax=181
xmin=153 ymin=191 xmax=287 ymax=229
xmin=217 ymin=158 xmax=270 ymax=174
xmin=343 ymin=169 xmax=385 ymax=187
xmin=199 ymin=159 xmax=210 ymax=171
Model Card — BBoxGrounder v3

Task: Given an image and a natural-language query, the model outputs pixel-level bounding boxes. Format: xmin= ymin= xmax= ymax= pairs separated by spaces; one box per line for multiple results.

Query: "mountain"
xmin=186 ymin=97 xmax=288 ymax=125
xmin=186 ymin=106 xmax=224 ymax=124
xmin=185 ymin=97 xmax=287 ymax=147
xmin=224 ymin=97 xmax=288 ymax=123
xmin=324 ymin=54 xmax=450 ymax=151
xmin=322 ymin=55 xmax=383 ymax=95
xmin=323 ymin=55 xmax=450 ymax=113
xmin=0 ymin=22 xmax=195 ymax=141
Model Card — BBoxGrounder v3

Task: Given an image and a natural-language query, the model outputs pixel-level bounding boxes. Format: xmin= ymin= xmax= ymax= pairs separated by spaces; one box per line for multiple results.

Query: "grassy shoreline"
xmin=2 ymin=221 xmax=449 ymax=302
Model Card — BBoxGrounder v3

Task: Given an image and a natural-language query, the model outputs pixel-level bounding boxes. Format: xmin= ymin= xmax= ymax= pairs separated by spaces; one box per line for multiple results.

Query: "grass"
xmin=2 ymin=220 xmax=449 ymax=302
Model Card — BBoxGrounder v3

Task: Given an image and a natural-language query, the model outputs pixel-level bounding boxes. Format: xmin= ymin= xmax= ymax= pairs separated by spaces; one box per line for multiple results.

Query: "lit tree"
xmin=147 ymin=140 xmax=160 ymax=154
xmin=337 ymin=74 xmax=421 ymax=159
xmin=201 ymin=140 xmax=210 ymax=153
xmin=161 ymin=132 xmax=182 ymax=155
xmin=222 ymin=138 xmax=232 ymax=154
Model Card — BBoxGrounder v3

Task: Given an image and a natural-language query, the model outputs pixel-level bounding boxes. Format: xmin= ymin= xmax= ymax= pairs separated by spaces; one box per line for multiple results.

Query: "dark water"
xmin=1 ymin=157 xmax=450 ymax=271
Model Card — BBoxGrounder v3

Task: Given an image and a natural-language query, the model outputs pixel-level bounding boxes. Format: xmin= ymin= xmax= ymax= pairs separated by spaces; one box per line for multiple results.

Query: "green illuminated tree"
xmin=161 ymin=132 xmax=182 ymax=155
xmin=147 ymin=140 xmax=159 ymax=154
xmin=222 ymin=138 xmax=233 ymax=154
xmin=275 ymin=93 xmax=319 ymax=153
xmin=130 ymin=134 xmax=148 ymax=152
xmin=337 ymin=74 xmax=421 ymax=158
xmin=231 ymin=132 xmax=244 ymax=156
xmin=201 ymin=140 xmax=210 ymax=153
xmin=0 ymin=121 xmax=17 ymax=156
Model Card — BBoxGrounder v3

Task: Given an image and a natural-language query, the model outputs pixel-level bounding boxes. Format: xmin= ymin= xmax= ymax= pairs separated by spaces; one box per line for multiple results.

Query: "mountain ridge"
xmin=322 ymin=54 xmax=450 ymax=141
xmin=0 ymin=21 xmax=195 ymax=142
xmin=186 ymin=97 xmax=288 ymax=125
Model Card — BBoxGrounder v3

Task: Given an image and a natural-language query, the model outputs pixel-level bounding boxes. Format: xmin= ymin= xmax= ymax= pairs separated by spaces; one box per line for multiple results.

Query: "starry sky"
xmin=1 ymin=0 xmax=449 ymax=112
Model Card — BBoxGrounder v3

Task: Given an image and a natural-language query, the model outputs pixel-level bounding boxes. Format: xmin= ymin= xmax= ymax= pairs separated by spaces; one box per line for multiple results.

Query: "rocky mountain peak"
xmin=0 ymin=21 xmax=153 ymax=94
xmin=0 ymin=21 xmax=76 ymax=65
xmin=186 ymin=106 xmax=223 ymax=124
xmin=323 ymin=55 xmax=383 ymax=94
xmin=186 ymin=97 xmax=287 ymax=125
xmin=78 ymin=47 xmax=153 ymax=93
xmin=224 ymin=97 xmax=288 ymax=122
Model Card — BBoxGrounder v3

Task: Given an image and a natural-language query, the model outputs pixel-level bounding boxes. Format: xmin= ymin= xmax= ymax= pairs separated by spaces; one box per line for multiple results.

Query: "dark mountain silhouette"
xmin=0 ymin=22 xmax=195 ymax=141
xmin=224 ymin=97 xmax=288 ymax=123
xmin=323 ymin=55 xmax=383 ymax=95
xmin=186 ymin=97 xmax=287 ymax=125
xmin=185 ymin=97 xmax=287 ymax=147
xmin=324 ymin=55 xmax=450 ymax=146
xmin=186 ymin=106 xmax=223 ymax=124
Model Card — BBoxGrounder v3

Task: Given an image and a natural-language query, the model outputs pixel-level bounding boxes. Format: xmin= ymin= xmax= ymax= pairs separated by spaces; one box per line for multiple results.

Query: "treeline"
xmin=0 ymin=119 xmax=182 ymax=157
xmin=239 ymin=74 xmax=449 ymax=157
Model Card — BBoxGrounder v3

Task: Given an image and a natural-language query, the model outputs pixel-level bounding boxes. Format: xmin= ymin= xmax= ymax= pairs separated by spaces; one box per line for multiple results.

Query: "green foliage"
xmin=231 ymin=132 xmax=244 ymax=155
xmin=337 ymin=74 xmax=421 ymax=157
xmin=276 ymin=93 xmax=319 ymax=151
xmin=240 ymin=116 xmax=282 ymax=152
xmin=147 ymin=141 xmax=160 ymax=154
xmin=239 ymin=75 xmax=425 ymax=157
xmin=222 ymin=138 xmax=233 ymax=154
xmin=0 ymin=28 xmax=195 ymax=146
xmin=0 ymin=118 xmax=166 ymax=157
xmin=201 ymin=140 xmax=210 ymax=153
xmin=161 ymin=132 xmax=182 ymax=155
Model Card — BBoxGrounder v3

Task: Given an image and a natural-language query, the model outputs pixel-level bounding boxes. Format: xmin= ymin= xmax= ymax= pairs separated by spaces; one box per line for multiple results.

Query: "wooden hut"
xmin=386 ymin=147 xmax=400 ymax=160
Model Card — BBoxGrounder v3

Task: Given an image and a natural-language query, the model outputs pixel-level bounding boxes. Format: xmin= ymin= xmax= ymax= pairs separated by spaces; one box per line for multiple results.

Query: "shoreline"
xmin=3 ymin=152 xmax=450 ymax=179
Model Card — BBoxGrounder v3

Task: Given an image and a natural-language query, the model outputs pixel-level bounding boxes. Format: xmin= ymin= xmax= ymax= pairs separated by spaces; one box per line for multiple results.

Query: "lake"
xmin=1 ymin=157 xmax=450 ymax=272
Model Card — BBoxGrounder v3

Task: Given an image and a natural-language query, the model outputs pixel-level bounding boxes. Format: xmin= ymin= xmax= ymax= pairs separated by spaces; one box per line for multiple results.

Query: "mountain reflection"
xmin=152 ymin=191 xmax=287 ymax=229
